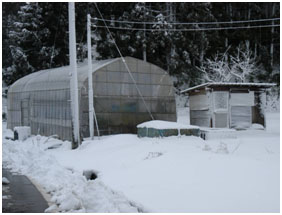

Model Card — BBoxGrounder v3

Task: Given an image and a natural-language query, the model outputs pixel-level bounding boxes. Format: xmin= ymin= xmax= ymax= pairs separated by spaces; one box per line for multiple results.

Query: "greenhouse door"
xmin=21 ymin=100 xmax=30 ymax=126
xmin=213 ymin=92 xmax=228 ymax=128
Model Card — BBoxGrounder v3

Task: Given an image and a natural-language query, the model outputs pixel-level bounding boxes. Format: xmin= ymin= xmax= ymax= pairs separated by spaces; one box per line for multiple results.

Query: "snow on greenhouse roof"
xmin=9 ymin=58 xmax=119 ymax=93
xmin=181 ymin=82 xmax=276 ymax=93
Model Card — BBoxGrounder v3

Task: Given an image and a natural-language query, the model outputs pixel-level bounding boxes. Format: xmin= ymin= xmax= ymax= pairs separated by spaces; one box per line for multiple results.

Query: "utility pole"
xmin=87 ymin=14 xmax=94 ymax=139
xmin=143 ymin=3 xmax=147 ymax=62
xmin=69 ymin=2 xmax=80 ymax=148
xmin=270 ymin=3 xmax=276 ymax=67
xmin=143 ymin=22 xmax=147 ymax=62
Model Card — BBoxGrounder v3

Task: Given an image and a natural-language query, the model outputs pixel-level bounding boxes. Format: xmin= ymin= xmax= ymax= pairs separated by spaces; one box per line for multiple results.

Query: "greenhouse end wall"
xmin=8 ymin=89 xmax=73 ymax=141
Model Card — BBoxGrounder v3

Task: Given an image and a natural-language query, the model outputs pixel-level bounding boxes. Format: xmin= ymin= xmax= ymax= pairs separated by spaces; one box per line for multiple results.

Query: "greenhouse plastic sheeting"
xmin=7 ymin=57 xmax=176 ymax=140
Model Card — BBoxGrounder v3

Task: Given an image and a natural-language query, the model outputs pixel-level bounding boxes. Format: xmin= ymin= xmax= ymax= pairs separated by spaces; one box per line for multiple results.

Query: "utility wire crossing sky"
xmin=90 ymin=17 xmax=279 ymax=31
xmin=92 ymin=17 xmax=280 ymax=25
xmin=91 ymin=24 xmax=280 ymax=32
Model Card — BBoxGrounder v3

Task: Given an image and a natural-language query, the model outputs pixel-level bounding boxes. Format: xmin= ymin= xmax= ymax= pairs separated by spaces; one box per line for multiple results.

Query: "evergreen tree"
xmin=2 ymin=2 xmax=280 ymax=88
xmin=39 ymin=2 xmax=69 ymax=67
xmin=4 ymin=3 xmax=50 ymax=84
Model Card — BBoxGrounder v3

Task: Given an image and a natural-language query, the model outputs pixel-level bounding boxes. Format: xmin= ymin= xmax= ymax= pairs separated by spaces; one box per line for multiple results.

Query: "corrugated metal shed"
xmin=181 ymin=82 xmax=275 ymax=129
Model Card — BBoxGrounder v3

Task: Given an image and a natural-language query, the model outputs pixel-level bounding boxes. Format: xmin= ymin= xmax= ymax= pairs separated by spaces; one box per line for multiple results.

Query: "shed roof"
xmin=181 ymin=82 xmax=276 ymax=94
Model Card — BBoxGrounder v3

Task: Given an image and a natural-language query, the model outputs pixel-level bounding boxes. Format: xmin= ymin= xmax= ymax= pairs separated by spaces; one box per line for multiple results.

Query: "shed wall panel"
xmin=230 ymin=92 xmax=254 ymax=106
xmin=190 ymin=110 xmax=210 ymax=127
xmin=231 ymin=106 xmax=252 ymax=128
xmin=213 ymin=91 xmax=228 ymax=111
xmin=189 ymin=94 xmax=209 ymax=110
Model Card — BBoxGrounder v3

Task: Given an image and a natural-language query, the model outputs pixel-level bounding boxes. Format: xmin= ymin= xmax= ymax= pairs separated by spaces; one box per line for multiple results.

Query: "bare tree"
xmin=198 ymin=47 xmax=233 ymax=82
xmin=198 ymin=42 xmax=258 ymax=83
xmin=230 ymin=42 xmax=258 ymax=82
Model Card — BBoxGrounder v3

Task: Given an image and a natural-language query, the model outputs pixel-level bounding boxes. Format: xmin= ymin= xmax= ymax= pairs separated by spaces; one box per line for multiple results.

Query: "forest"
xmin=2 ymin=2 xmax=280 ymax=90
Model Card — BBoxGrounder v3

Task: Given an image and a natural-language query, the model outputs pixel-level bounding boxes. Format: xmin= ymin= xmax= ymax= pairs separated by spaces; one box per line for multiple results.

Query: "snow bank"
xmin=137 ymin=120 xmax=199 ymax=129
xmin=2 ymin=135 xmax=141 ymax=213
xmin=250 ymin=123 xmax=264 ymax=130
xmin=51 ymin=130 xmax=279 ymax=212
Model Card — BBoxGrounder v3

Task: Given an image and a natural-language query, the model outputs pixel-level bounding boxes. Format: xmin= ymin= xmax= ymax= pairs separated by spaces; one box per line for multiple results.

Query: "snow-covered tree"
xmin=4 ymin=3 xmax=52 ymax=84
xmin=199 ymin=42 xmax=258 ymax=83
xmin=230 ymin=42 xmax=258 ymax=82
xmin=198 ymin=48 xmax=232 ymax=82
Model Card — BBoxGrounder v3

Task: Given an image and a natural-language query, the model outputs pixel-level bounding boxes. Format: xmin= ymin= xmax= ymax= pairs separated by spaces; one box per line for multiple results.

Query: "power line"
xmin=92 ymin=17 xmax=280 ymax=25
xmin=92 ymin=24 xmax=280 ymax=32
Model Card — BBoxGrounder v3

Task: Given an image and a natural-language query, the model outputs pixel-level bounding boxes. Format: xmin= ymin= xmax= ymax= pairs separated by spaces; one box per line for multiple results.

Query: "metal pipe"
xmin=87 ymin=14 xmax=94 ymax=139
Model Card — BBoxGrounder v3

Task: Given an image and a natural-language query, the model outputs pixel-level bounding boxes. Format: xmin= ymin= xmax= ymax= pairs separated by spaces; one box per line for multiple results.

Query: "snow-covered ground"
xmin=2 ymin=112 xmax=280 ymax=212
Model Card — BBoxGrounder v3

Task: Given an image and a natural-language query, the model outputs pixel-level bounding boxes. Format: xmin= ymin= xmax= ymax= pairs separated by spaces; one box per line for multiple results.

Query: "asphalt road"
xmin=2 ymin=168 xmax=49 ymax=213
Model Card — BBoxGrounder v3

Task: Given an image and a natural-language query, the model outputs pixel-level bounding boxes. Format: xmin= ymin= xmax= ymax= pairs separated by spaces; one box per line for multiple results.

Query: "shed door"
xmin=231 ymin=106 xmax=252 ymax=128
xmin=213 ymin=92 xmax=228 ymax=128
xmin=21 ymin=100 xmax=30 ymax=126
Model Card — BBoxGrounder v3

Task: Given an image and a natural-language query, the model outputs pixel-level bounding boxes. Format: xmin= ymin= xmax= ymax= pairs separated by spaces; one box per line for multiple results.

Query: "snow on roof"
xmin=137 ymin=120 xmax=199 ymax=129
xmin=181 ymin=82 xmax=276 ymax=93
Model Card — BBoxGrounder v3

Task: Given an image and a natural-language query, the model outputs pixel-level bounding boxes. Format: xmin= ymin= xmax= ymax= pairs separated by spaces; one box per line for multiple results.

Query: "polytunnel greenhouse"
xmin=7 ymin=57 xmax=176 ymax=141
